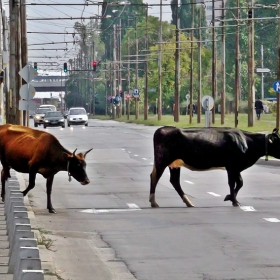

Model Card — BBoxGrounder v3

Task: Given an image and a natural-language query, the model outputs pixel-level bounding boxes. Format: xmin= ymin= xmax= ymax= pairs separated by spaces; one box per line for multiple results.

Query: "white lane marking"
xmin=142 ymin=158 xmax=147 ymax=160
xmin=150 ymin=162 xmax=153 ymax=165
xmin=207 ymin=192 xmax=221 ymax=197
xmin=263 ymin=218 xmax=280 ymax=223
xmin=81 ymin=209 xmax=95 ymax=213
xmin=121 ymin=148 xmax=125 ymax=150
xmin=128 ymin=151 xmax=131 ymax=154
xmin=134 ymin=155 xmax=138 ymax=157
xmin=81 ymin=203 xmax=141 ymax=214
xmin=127 ymin=203 xmax=141 ymax=209
xmin=184 ymin=180 xmax=194 ymax=185
xmin=240 ymin=206 xmax=256 ymax=211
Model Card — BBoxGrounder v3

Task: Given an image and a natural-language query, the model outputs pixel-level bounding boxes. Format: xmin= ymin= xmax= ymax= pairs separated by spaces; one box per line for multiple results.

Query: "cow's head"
xmin=267 ymin=128 xmax=280 ymax=159
xmin=66 ymin=148 xmax=92 ymax=184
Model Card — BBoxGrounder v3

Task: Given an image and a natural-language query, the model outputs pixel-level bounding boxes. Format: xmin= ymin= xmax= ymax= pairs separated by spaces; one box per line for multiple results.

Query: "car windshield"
xmin=36 ymin=108 xmax=51 ymax=114
xmin=45 ymin=112 xmax=63 ymax=117
xmin=70 ymin=109 xmax=86 ymax=115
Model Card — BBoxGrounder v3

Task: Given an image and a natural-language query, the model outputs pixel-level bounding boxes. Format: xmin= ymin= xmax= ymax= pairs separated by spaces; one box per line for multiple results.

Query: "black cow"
xmin=150 ymin=126 xmax=280 ymax=208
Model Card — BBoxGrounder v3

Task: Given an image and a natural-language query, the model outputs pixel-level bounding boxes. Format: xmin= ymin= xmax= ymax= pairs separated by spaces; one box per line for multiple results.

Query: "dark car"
xmin=34 ymin=108 xmax=52 ymax=127
xmin=43 ymin=111 xmax=65 ymax=129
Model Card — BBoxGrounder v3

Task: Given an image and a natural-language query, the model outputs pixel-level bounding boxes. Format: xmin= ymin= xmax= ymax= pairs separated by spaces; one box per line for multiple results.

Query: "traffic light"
xmin=34 ymin=62 xmax=37 ymax=72
xmin=92 ymin=61 xmax=97 ymax=71
xmin=63 ymin=62 xmax=68 ymax=73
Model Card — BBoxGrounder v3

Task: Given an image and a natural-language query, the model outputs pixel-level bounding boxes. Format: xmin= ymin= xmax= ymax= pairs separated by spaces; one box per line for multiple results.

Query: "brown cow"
xmin=0 ymin=124 xmax=92 ymax=213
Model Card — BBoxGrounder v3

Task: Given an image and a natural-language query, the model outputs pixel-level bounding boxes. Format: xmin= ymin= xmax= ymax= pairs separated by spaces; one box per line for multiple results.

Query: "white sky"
xmin=5 ymin=1 xmax=172 ymax=98
xmin=10 ymin=0 xmax=172 ymax=72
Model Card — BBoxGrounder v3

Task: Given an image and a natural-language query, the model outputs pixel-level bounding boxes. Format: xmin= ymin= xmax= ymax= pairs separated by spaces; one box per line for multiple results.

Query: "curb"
xmin=16 ymin=172 xmax=58 ymax=280
xmin=3 ymin=171 xmax=58 ymax=280
xmin=257 ymin=157 xmax=280 ymax=167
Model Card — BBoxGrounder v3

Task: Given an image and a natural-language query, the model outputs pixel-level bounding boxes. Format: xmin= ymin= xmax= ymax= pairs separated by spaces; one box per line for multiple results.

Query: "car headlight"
xmin=44 ymin=120 xmax=49 ymax=122
xmin=70 ymin=118 xmax=74 ymax=121
xmin=35 ymin=116 xmax=40 ymax=120
xmin=60 ymin=119 xmax=64 ymax=122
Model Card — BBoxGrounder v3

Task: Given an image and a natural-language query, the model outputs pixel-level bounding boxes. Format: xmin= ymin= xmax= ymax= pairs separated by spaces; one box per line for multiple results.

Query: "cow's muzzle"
xmin=81 ymin=179 xmax=90 ymax=185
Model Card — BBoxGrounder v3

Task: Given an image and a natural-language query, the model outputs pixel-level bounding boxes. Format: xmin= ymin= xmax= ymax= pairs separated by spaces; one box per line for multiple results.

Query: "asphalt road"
xmin=23 ymin=119 xmax=280 ymax=280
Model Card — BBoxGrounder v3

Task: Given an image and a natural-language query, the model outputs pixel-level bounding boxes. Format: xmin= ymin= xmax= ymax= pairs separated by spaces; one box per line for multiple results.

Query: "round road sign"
xmin=202 ymin=95 xmax=214 ymax=110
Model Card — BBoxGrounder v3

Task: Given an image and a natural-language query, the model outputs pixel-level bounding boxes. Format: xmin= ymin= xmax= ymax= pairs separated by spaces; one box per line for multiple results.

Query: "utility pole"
xmin=9 ymin=0 xmax=21 ymax=124
xmin=118 ymin=19 xmax=122 ymax=118
xmin=144 ymin=5 xmax=148 ymax=120
xmin=174 ymin=0 xmax=180 ymax=122
xmin=91 ymin=42 xmax=96 ymax=115
xmin=113 ymin=24 xmax=117 ymax=119
xmin=127 ymin=19 xmax=131 ymax=120
xmin=235 ymin=0 xmax=240 ymax=128
xmin=248 ymin=0 xmax=255 ymax=127
xmin=211 ymin=0 xmax=216 ymax=124
xmin=197 ymin=4 xmax=202 ymax=124
xmin=261 ymin=44 xmax=264 ymax=100
xmin=189 ymin=1 xmax=194 ymax=124
xmin=21 ymin=0 xmax=28 ymax=126
xmin=277 ymin=0 xmax=280 ymax=129
xmin=135 ymin=19 xmax=139 ymax=120
xmin=158 ymin=0 xmax=163 ymax=120
xmin=221 ymin=0 xmax=226 ymax=124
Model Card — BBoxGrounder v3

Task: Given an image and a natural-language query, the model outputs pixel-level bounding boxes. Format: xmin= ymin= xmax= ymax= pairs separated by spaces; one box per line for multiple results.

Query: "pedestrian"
xmin=255 ymin=97 xmax=264 ymax=120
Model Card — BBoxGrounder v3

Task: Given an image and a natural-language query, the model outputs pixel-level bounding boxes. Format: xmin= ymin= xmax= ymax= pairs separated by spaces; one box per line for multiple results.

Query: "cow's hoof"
xmin=48 ymin=208 xmax=57 ymax=214
xmin=224 ymin=194 xmax=231 ymax=201
xmin=183 ymin=195 xmax=194 ymax=207
xmin=151 ymin=203 xmax=159 ymax=208
xmin=232 ymin=201 xmax=240 ymax=207
xmin=186 ymin=202 xmax=194 ymax=207
xmin=21 ymin=191 xmax=27 ymax=197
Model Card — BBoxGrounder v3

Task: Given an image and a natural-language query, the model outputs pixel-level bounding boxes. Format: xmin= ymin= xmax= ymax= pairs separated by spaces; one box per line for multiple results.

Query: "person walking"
xmin=255 ymin=97 xmax=264 ymax=120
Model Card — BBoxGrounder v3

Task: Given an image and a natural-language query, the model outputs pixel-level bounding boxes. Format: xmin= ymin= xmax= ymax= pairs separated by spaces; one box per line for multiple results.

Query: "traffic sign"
xmin=18 ymin=65 xmax=36 ymax=83
xmin=273 ymin=81 xmax=280 ymax=93
xmin=256 ymin=68 xmax=270 ymax=73
xmin=19 ymin=100 xmax=37 ymax=111
xmin=202 ymin=95 xmax=214 ymax=110
xmin=19 ymin=84 xmax=36 ymax=100
xmin=133 ymin=88 xmax=139 ymax=97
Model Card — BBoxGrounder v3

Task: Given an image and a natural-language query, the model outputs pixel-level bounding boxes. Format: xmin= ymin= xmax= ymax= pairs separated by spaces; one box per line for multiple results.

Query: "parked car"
xmin=43 ymin=111 xmax=65 ymax=129
xmin=67 ymin=107 xmax=88 ymax=127
xmin=39 ymin=104 xmax=57 ymax=111
xmin=34 ymin=108 xmax=52 ymax=127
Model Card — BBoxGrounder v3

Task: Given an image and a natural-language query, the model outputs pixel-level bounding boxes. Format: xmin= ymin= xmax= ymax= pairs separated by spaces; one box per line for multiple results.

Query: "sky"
xmin=9 ymin=0 xmax=172 ymax=74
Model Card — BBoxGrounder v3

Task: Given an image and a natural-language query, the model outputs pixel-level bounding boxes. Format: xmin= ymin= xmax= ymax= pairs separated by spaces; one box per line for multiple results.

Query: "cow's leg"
xmin=22 ymin=171 xmax=36 ymax=197
xmin=1 ymin=166 xmax=11 ymax=202
xmin=224 ymin=171 xmax=240 ymax=207
xmin=169 ymin=167 xmax=194 ymax=207
xmin=149 ymin=164 xmax=165 ymax=207
xmin=46 ymin=175 xmax=56 ymax=214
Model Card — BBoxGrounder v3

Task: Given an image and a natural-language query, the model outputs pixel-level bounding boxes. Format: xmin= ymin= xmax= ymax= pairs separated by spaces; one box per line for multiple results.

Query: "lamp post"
xmin=158 ymin=0 xmax=163 ymax=121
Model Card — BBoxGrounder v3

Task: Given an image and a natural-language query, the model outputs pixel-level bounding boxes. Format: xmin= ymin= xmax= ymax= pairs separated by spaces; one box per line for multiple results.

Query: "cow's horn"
xmin=269 ymin=139 xmax=273 ymax=143
xmin=72 ymin=148 xmax=77 ymax=156
xmin=84 ymin=148 xmax=93 ymax=157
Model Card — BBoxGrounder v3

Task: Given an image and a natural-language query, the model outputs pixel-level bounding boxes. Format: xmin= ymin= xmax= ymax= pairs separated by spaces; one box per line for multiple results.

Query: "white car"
xmin=67 ymin=107 xmax=88 ymax=127
xmin=39 ymin=104 xmax=57 ymax=111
